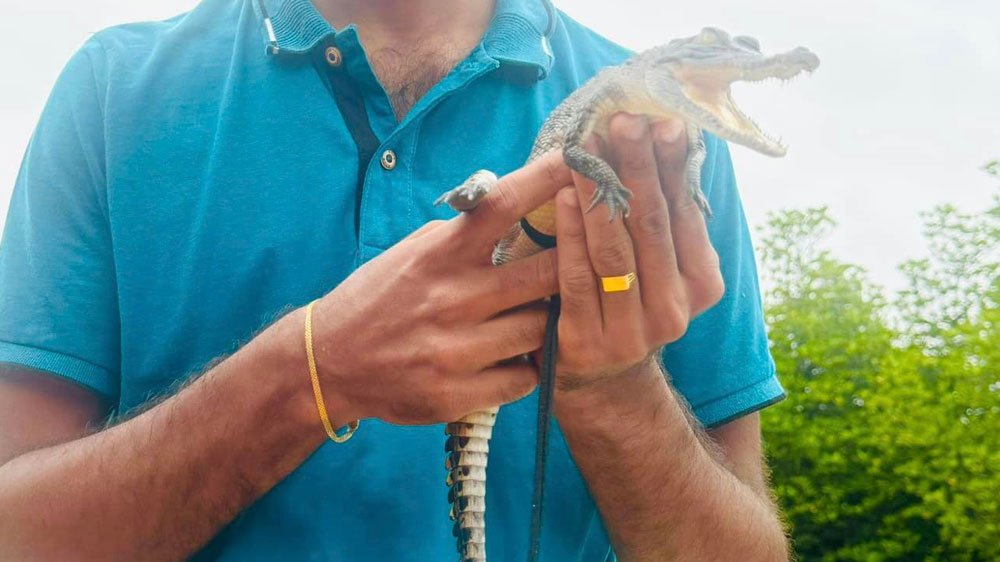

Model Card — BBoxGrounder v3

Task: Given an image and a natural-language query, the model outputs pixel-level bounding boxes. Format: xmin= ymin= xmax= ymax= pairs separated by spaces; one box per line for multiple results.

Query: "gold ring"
xmin=600 ymin=272 xmax=637 ymax=293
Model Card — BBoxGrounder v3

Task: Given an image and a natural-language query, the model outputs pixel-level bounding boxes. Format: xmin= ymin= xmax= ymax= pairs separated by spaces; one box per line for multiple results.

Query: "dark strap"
xmin=529 ymin=294 xmax=561 ymax=562
xmin=520 ymin=218 xmax=557 ymax=249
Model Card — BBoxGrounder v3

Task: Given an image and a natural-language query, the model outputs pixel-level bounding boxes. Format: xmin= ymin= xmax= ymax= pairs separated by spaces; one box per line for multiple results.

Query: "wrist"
xmin=259 ymin=305 xmax=358 ymax=439
xmin=555 ymin=357 xmax=675 ymax=436
xmin=554 ymin=356 xmax=707 ymax=464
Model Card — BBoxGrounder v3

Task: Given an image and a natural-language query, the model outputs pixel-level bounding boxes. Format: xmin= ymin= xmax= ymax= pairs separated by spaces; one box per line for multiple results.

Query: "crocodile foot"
xmin=684 ymin=126 xmax=713 ymax=218
xmin=585 ymin=178 xmax=633 ymax=221
xmin=434 ymin=170 xmax=499 ymax=212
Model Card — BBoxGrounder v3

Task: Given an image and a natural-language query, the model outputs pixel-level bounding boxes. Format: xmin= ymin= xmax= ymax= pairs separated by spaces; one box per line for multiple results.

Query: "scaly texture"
xmin=437 ymin=26 xmax=820 ymax=561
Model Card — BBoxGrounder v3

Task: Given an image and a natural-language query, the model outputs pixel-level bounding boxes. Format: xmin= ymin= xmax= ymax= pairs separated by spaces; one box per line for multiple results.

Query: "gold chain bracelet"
xmin=304 ymin=299 xmax=359 ymax=443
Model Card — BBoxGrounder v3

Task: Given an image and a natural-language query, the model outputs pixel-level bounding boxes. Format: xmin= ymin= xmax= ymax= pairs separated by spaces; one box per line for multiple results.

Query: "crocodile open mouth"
xmin=677 ymin=48 xmax=819 ymax=157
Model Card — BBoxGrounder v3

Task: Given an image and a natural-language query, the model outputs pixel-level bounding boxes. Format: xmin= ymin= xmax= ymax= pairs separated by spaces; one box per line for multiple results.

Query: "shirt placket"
xmin=312 ymin=28 xmax=500 ymax=265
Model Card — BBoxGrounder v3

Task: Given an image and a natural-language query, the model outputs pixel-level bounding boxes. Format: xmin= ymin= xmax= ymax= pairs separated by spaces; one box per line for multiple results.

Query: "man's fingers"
xmin=554 ymin=187 xmax=601 ymax=335
xmin=457 ymin=305 xmax=550 ymax=367
xmin=605 ymin=114 xmax=682 ymax=312
xmin=450 ymin=364 xmax=538 ymax=416
xmin=572 ymin=133 xmax=642 ymax=331
xmin=459 ymin=150 xmax=572 ymax=252
xmin=652 ymin=120 xmax=690 ymax=210
xmin=474 ymin=249 xmax=559 ymax=315
xmin=651 ymin=122 xmax=724 ymax=313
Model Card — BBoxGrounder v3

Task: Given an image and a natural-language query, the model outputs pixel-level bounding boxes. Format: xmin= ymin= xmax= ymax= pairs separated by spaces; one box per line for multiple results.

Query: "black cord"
xmin=527 ymin=6 xmax=558 ymax=561
xmin=528 ymin=294 xmax=560 ymax=562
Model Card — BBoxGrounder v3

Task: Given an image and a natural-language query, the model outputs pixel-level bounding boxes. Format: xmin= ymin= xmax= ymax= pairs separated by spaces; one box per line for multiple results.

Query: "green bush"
xmin=757 ymin=166 xmax=999 ymax=561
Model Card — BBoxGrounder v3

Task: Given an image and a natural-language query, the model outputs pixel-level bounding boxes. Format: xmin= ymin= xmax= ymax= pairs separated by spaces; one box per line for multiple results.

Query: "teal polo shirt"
xmin=0 ymin=0 xmax=783 ymax=559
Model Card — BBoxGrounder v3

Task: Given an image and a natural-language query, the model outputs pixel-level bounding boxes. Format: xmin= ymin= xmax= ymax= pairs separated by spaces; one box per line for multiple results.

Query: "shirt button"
xmin=380 ymin=149 xmax=397 ymax=171
xmin=324 ymin=46 xmax=343 ymax=67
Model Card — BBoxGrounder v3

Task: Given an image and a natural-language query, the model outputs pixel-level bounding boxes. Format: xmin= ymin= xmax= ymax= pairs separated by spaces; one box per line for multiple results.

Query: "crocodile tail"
xmin=445 ymin=407 xmax=497 ymax=562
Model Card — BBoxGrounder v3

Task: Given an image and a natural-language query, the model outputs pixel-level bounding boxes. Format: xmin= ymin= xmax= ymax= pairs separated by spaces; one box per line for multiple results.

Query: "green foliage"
xmin=757 ymin=166 xmax=1000 ymax=561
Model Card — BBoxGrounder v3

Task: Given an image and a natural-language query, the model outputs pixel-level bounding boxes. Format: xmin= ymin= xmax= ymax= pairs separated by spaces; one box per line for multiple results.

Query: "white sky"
xmin=2 ymin=0 xmax=998 ymax=291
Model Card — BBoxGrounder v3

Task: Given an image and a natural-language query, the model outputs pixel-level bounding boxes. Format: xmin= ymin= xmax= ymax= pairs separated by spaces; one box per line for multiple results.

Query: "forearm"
xmin=0 ymin=308 xmax=327 ymax=561
xmin=555 ymin=360 xmax=788 ymax=562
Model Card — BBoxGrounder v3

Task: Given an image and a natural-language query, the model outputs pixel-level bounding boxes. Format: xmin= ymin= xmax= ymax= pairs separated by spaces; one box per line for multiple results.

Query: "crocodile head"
xmin=640 ymin=27 xmax=820 ymax=157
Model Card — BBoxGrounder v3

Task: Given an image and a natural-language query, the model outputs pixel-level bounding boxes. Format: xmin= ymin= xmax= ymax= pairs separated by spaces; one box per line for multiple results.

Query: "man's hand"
xmin=0 ymin=150 xmax=576 ymax=562
xmin=551 ymin=113 xmax=788 ymax=561
xmin=554 ymin=113 xmax=725 ymax=392
xmin=306 ymin=151 xmax=573 ymax=427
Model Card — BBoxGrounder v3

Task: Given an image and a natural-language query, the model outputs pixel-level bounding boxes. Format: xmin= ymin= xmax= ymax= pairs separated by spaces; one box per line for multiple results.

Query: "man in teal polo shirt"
xmin=0 ymin=0 xmax=788 ymax=559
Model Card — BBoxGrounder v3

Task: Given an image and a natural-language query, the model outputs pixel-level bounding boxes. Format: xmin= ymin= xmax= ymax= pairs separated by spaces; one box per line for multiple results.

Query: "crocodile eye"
xmin=698 ymin=27 xmax=729 ymax=44
xmin=735 ymin=35 xmax=761 ymax=52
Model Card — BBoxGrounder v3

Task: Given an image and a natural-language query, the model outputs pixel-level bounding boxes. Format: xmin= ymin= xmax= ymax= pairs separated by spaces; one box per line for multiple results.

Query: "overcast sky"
xmin=2 ymin=0 xmax=998 ymax=291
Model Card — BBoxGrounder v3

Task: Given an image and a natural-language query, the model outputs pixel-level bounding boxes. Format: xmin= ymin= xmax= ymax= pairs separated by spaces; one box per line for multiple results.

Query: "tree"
xmin=757 ymin=166 xmax=999 ymax=561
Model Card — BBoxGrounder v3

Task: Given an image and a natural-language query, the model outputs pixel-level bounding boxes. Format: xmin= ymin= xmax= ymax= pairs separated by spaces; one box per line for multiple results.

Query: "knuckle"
xmin=483 ymin=181 xmax=520 ymax=220
xmin=560 ymin=222 xmax=587 ymax=245
xmin=562 ymin=265 xmax=597 ymax=296
xmin=426 ymin=338 xmax=459 ymax=374
xmin=702 ymin=272 xmax=726 ymax=307
xmin=609 ymin=113 xmax=648 ymax=144
xmin=654 ymin=304 xmax=689 ymax=343
xmin=686 ymin=260 xmax=725 ymax=310
xmin=544 ymin=154 xmax=564 ymax=187
xmin=634 ymin=207 xmax=671 ymax=240
xmin=595 ymin=238 xmax=631 ymax=271
xmin=666 ymin=315 xmax=689 ymax=342
xmin=500 ymin=253 xmax=556 ymax=296
xmin=536 ymin=250 xmax=559 ymax=288
xmin=425 ymin=286 xmax=459 ymax=322
xmin=505 ymin=315 xmax=544 ymax=354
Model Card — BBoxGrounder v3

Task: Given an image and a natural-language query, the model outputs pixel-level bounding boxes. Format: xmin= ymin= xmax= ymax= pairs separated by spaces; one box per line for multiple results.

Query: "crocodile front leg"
xmin=683 ymin=126 xmax=712 ymax=217
xmin=434 ymin=170 xmax=498 ymax=211
xmin=562 ymin=102 xmax=633 ymax=221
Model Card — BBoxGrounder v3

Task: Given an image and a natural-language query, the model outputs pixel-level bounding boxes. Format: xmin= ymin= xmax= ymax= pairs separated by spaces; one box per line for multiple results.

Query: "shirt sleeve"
xmin=0 ymin=38 xmax=121 ymax=400
xmin=659 ymin=132 xmax=783 ymax=428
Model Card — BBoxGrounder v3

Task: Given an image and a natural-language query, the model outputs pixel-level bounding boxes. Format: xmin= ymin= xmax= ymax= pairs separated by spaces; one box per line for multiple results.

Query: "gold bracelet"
xmin=304 ymin=299 xmax=359 ymax=443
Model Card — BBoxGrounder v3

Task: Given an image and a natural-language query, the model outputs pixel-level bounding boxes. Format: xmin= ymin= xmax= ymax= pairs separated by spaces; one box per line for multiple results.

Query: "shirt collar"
xmin=254 ymin=0 xmax=554 ymax=79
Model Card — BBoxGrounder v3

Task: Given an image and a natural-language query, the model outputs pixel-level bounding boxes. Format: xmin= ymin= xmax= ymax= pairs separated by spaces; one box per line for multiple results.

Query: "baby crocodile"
xmin=435 ymin=26 xmax=819 ymax=562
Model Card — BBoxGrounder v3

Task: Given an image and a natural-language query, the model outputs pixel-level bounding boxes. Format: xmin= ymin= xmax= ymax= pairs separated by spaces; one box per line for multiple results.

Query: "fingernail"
xmin=656 ymin=119 xmax=684 ymax=144
xmin=561 ymin=188 xmax=579 ymax=208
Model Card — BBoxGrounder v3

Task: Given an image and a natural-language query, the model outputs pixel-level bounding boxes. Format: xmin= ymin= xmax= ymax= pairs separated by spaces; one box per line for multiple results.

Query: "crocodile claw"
xmin=585 ymin=179 xmax=633 ymax=221
xmin=434 ymin=170 xmax=499 ymax=212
